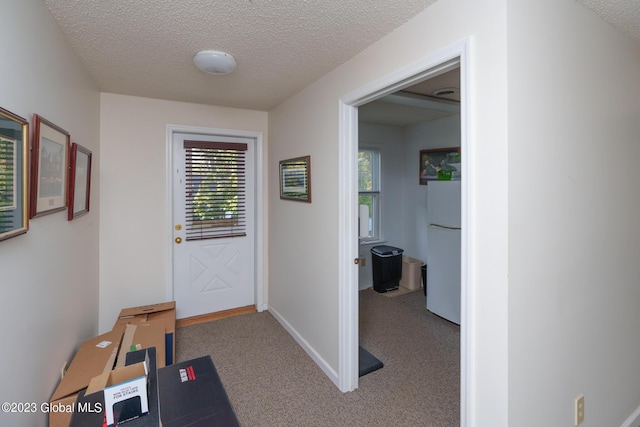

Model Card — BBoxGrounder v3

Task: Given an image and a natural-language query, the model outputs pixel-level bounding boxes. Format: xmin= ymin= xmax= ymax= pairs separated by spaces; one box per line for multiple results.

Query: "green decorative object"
xmin=437 ymin=170 xmax=453 ymax=180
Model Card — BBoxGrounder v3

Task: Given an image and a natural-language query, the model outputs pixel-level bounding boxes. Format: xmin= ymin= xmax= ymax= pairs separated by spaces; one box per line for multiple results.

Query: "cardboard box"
xmin=157 ymin=356 xmax=240 ymax=427
xmin=400 ymin=256 xmax=423 ymax=291
xmin=115 ymin=323 xmax=166 ymax=368
xmin=71 ymin=348 xmax=160 ymax=427
xmin=49 ymin=328 xmax=124 ymax=427
xmin=114 ymin=302 xmax=176 ymax=365
xmin=86 ymin=359 xmax=149 ymax=425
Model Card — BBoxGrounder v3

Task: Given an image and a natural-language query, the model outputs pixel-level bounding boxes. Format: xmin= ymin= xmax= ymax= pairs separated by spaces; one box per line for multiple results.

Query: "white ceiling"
xmin=43 ymin=0 xmax=438 ymax=111
xmin=359 ymin=67 xmax=461 ymax=126
xmin=43 ymin=0 xmax=639 ymax=113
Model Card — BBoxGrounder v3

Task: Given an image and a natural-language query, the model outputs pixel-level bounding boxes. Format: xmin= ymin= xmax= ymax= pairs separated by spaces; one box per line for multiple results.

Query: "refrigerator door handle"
xmin=428 ymin=223 xmax=461 ymax=231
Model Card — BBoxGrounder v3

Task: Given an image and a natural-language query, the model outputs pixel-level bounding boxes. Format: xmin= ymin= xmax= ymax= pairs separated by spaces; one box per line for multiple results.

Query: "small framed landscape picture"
xmin=419 ymin=147 xmax=461 ymax=185
xmin=279 ymin=155 xmax=311 ymax=203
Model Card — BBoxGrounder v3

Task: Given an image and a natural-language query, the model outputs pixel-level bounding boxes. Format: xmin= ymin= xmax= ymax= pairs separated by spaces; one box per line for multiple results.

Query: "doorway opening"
xmin=356 ymin=64 xmax=462 ymax=421
xmin=338 ymin=39 xmax=471 ymax=425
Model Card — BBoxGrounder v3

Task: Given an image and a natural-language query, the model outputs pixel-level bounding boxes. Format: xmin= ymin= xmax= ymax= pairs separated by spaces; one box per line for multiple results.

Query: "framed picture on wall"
xmin=419 ymin=147 xmax=460 ymax=185
xmin=68 ymin=142 xmax=92 ymax=221
xmin=0 ymin=107 xmax=29 ymax=242
xmin=279 ymin=155 xmax=311 ymax=202
xmin=30 ymin=114 xmax=70 ymax=218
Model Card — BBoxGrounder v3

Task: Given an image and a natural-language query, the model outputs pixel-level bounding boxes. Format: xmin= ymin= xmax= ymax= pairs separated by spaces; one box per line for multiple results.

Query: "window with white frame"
xmin=358 ymin=148 xmax=380 ymax=241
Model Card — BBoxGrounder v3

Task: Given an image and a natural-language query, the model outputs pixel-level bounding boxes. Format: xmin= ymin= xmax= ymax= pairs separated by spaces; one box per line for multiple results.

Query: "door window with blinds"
xmin=183 ymin=140 xmax=247 ymax=240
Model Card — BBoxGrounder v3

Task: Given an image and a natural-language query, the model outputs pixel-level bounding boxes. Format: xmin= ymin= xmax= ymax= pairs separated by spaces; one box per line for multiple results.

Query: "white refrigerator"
xmin=426 ymin=181 xmax=461 ymax=325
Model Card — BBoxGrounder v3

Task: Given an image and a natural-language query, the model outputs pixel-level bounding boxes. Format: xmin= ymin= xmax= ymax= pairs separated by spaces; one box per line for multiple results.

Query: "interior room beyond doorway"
xmin=356 ymin=66 xmax=461 ymax=292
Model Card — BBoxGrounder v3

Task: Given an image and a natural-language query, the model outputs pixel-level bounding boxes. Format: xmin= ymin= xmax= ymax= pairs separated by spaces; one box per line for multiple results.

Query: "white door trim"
xmin=166 ymin=124 xmax=265 ymax=313
xmin=338 ymin=38 xmax=473 ymax=426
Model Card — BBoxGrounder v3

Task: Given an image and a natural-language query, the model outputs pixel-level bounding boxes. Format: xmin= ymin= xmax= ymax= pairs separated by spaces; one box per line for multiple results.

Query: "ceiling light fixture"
xmin=431 ymin=87 xmax=459 ymax=98
xmin=193 ymin=50 xmax=237 ymax=75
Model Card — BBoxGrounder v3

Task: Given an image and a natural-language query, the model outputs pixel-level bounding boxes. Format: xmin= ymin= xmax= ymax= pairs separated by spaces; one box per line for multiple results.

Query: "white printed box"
xmin=86 ymin=358 xmax=149 ymax=425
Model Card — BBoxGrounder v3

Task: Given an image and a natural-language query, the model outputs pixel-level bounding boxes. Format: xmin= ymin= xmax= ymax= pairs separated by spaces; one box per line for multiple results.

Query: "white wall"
xmin=403 ymin=114 xmax=461 ymax=263
xmin=268 ymin=0 xmax=508 ymax=424
xmin=0 ymin=1 xmax=100 ymax=426
xmin=508 ymin=0 xmax=640 ymax=425
xmin=99 ymin=94 xmax=268 ymax=331
xmin=358 ymin=123 xmax=406 ymax=289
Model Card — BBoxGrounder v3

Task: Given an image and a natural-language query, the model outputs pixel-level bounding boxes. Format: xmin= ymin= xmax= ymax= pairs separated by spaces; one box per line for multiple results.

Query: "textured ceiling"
xmin=577 ymin=0 xmax=640 ymax=42
xmin=43 ymin=0 xmax=639 ymax=112
xmin=43 ymin=0 xmax=438 ymax=111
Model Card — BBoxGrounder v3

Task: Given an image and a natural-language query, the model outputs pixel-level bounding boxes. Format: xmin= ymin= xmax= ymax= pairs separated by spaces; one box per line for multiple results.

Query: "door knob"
xmin=354 ymin=258 xmax=359 ymax=265
xmin=175 ymin=237 xmax=182 ymax=244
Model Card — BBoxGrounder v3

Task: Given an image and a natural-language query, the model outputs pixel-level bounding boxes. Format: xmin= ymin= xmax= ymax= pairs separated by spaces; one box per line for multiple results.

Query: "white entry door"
xmin=172 ymin=132 xmax=255 ymax=319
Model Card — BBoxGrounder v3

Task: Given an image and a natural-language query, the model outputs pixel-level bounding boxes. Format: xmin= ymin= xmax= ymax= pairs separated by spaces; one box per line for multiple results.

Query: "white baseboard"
xmin=268 ymin=305 xmax=340 ymax=389
xmin=621 ymin=405 xmax=640 ymax=427
xmin=358 ymin=282 xmax=372 ymax=291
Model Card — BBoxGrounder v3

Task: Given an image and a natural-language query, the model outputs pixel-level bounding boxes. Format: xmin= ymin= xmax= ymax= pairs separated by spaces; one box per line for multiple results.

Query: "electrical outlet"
xmin=575 ymin=394 xmax=584 ymax=425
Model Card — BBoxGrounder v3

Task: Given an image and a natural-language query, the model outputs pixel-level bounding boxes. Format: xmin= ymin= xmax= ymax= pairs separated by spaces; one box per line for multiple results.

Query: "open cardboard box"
xmin=86 ymin=357 xmax=149 ymax=426
xmin=49 ymin=302 xmax=175 ymax=426
xmin=114 ymin=302 xmax=176 ymax=365
xmin=71 ymin=347 xmax=160 ymax=427
xmin=48 ymin=328 xmax=124 ymax=427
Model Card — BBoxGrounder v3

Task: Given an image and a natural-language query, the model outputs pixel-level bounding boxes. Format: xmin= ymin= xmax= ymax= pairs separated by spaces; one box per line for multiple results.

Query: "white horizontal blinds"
xmin=0 ymin=136 xmax=16 ymax=211
xmin=281 ymin=160 xmax=308 ymax=194
xmin=184 ymin=140 xmax=247 ymax=241
xmin=0 ymin=136 xmax=16 ymax=232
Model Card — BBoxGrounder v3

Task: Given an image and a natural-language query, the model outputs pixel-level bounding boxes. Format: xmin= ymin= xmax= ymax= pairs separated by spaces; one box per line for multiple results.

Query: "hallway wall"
xmin=0 ymin=2 xmax=100 ymax=426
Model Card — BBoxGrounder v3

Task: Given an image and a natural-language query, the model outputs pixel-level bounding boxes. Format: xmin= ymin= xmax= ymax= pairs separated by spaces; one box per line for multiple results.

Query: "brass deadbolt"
xmin=175 ymin=237 xmax=182 ymax=244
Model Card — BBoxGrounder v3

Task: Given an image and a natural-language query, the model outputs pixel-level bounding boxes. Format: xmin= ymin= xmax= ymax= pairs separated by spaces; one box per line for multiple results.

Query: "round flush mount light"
xmin=431 ymin=87 xmax=459 ymax=98
xmin=193 ymin=50 xmax=237 ymax=75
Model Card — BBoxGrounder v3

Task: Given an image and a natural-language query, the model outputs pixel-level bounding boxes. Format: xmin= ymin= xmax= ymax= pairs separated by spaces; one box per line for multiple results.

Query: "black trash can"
xmin=421 ymin=264 xmax=427 ymax=296
xmin=371 ymin=245 xmax=404 ymax=293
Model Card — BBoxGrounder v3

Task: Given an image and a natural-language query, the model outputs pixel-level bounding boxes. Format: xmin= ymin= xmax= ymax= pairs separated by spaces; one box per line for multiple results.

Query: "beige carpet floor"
xmin=176 ymin=288 xmax=460 ymax=426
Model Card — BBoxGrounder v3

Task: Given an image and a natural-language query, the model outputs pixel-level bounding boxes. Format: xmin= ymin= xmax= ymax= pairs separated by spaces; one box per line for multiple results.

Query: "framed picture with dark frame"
xmin=419 ymin=147 xmax=460 ymax=185
xmin=68 ymin=143 xmax=92 ymax=221
xmin=30 ymin=114 xmax=70 ymax=218
xmin=279 ymin=155 xmax=311 ymax=202
xmin=0 ymin=107 xmax=29 ymax=242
